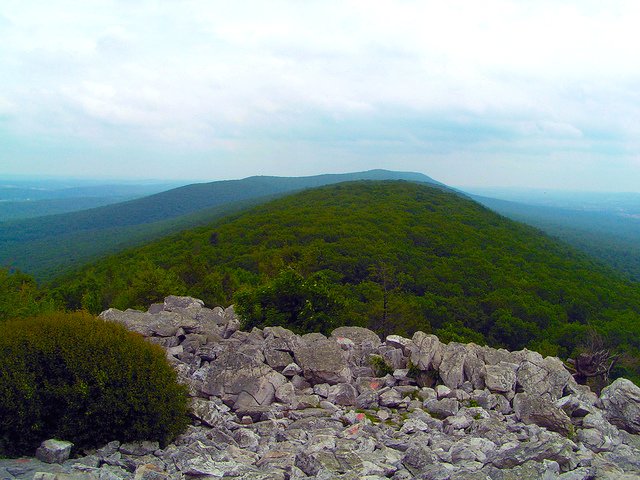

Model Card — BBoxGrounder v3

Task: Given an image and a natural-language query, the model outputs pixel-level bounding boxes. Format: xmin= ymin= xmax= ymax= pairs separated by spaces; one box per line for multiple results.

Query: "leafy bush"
xmin=369 ymin=354 xmax=394 ymax=377
xmin=0 ymin=312 xmax=189 ymax=457
xmin=235 ymin=268 xmax=345 ymax=334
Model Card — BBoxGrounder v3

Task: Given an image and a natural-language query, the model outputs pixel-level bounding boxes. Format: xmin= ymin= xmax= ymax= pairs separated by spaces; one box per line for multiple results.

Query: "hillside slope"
xmin=472 ymin=195 xmax=640 ymax=281
xmin=54 ymin=181 xmax=640 ymax=379
xmin=0 ymin=170 xmax=437 ymax=279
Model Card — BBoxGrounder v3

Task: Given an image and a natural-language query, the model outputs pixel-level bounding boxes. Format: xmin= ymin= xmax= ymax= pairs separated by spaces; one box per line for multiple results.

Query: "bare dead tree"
xmin=566 ymin=349 xmax=619 ymax=386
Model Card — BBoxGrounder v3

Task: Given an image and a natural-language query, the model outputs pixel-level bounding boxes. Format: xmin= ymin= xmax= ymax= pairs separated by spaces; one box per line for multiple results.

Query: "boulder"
xmin=35 ymin=439 xmax=73 ymax=464
xmin=598 ymin=378 xmax=640 ymax=434
xmin=134 ymin=464 xmax=170 ymax=480
xmin=163 ymin=295 xmax=204 ymax=311
xmin=201 ymin=350 xmax=287 ymax=407
xmin=484 ymin=362 xmax=518 ymax=393
xmin=517 ymin=355 xmax=573 ymax=401
xmin=513 ymin=393 xmax=573 ymax=436
xmin=326 ymin=383 xmax=358 ymax=406
xmin=410 ymin=332 xmax=443 ymax=371
xmin=439 ymin=343 xmax=468 ymax=389
xmin=332 ymin=326 xmax=381 ymax=349
xmin=293 ymin=337 xmax=351 ymax=385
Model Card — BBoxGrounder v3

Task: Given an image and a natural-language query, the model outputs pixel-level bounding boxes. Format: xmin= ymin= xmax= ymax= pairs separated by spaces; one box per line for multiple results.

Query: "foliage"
xmin=49 ymin=181 xmax=640 ymax=380
xmin=0 ymin=268 xmax=57 ymax=321
xmin=369 ymin=354 xmax=394 ymax=377
xmin=235 ymin=268 xmax=345 ymax=334
xmin=0 ymin=312 xmax=189 ymax=457
xmin=0 ymin=171 xmax=435 ymax=281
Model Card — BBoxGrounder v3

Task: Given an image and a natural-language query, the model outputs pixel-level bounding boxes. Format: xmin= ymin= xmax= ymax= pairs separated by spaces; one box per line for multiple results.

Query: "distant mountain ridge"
xmin=0 ymin=170 xmax=440 ymax=279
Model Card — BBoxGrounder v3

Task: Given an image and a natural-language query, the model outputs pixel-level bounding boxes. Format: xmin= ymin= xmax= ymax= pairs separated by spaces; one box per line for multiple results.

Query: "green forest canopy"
xmin=42 ymin=181 xmax=640 ymax=381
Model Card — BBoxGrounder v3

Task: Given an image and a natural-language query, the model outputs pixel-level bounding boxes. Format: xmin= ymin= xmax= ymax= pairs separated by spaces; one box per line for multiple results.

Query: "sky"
xmin=1 ymin=1 xmax=639 ymax=191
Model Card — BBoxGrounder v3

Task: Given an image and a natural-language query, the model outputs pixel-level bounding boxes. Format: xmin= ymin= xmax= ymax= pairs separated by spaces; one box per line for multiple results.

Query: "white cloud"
xmin=1 ymin=1 xmax=639 ymax=189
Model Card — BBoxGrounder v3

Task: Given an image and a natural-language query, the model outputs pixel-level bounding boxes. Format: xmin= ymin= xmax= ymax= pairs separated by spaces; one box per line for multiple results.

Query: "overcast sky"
xmin=1 ymin=1 xmax=639 ymax=191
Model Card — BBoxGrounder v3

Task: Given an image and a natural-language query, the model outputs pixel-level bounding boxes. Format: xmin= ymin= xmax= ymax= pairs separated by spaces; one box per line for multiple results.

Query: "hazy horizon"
xmin=2 ymin=1 xmax=640 ymax=192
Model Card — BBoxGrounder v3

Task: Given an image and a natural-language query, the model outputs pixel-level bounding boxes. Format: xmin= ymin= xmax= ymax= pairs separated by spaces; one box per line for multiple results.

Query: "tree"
xmin=235 ymin=268 xmax=344 ymax=334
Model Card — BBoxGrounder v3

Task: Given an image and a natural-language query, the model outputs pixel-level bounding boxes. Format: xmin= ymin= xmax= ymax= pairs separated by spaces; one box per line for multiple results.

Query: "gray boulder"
xmin=439 ymin=343 xmax=468 ymax=389
xmin=483 ymin=362 xmax=518 ymax=393
xmin=200 ymin=350 xmax=287 ymax=407
xmin=332 ymin=326 xmax=381 ymax=349
xmin=598 ymin=378 xmax=640 ymax=434
xmin=513 ymin=393 xmax=573 ymax=436
xmin=326 ymin=383 xmax=358 ymax=406
xmin=517 ymin=355 xmax=573 ymax=401
xmin=293 ymin=336 xmax=351 ymax=385
xmin=35 ymin=439 xmax=73 ymax=464
xmin=409 ymin=331 xmax=443 ymax=371
xmin=163 ymin=295 xmax=204 ymax=311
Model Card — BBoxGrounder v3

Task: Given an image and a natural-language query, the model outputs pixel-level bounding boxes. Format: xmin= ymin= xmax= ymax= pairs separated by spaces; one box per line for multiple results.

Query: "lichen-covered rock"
xmin=513 ymin=393 xmax=573 ymax=436
xmin=516 ymin=355 xmax=573 ymax=401
xmin=409 ymin=331 xmax=443 ymax=371
xmin=483 ymin=362 xmax=518 ymax=393
xmin=598 ymin=378 xmax=640 ymax=434
xmin=201 ymin=349 xmax=287 ymax=407
xmin=293 ymin=336 xmax=352 ymax=385
xmin=35 ymin=439 xmax=74 ymax=464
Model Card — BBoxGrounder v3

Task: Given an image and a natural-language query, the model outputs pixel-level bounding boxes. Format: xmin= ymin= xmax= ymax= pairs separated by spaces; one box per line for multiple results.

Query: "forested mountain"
xmin=51 ymin=181 xmax=640 ymax=381
xmin=0 ymin=180 xmax=184 ymax=221
xmin=0 ymin=170 xmax=437 ymax=279
xmin=472 ymin=195 xmax=640 ymax=281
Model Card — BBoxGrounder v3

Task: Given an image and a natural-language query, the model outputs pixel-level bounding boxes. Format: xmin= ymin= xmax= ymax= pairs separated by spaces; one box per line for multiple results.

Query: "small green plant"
xmin=466 ymin=399 xmax=480 ymax=408
xmin=0 ymin=312 xmax=189 ymax=457
xmin=406 ymin=360 xmax=421 ymax=379
xmin=369 ymin=354 xmax=394 ymax=377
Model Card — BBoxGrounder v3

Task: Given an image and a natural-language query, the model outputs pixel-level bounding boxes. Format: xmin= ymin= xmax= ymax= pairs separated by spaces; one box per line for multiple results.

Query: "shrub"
xmin=235 ymin=268 xmax=344 ymax=334
xmin=0 ymin=312 xmax=189 ymax=457
xmin=369 ymin=354 xmax=394 ymax=377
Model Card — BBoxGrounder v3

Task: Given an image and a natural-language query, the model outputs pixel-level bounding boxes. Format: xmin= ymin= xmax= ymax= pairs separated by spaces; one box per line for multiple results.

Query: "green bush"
xmin=0 ymin=312 xmax=189 ymax=457
xmin=369 ymin=354 xmax=394 ymax=377
xmin=235 ymin=268 xmax=344 ymax=334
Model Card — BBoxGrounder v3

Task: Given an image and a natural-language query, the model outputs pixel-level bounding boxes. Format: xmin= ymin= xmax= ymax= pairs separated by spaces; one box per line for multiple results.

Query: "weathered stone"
xmin=326 ymin=383 xmax=358 ymax=406
xmin=293 ymin=337 xmax=351 ymax=385
xmin=119 ymin=441 xmax=159 ymax=456
xmin=275 ymin=382 xmax=295 ymax=404
xmin=435 ymin=384 xmax=452 ymax=399
xmin=133 ymin=464 xmax=169 ymax=480
xmin=464 ymin=345 xmax=487 ymax=390
xmin=484 ymin=362 xmax=518 ymax=393
xmin=513 ymin=393 xmax=573 ymax=436
xmin=333 ymin=326 xmax=381 ymax=349
xmin=403 ymin=442 xmax=437 ymax=472
xmin=190 ymin=398 xmax=225 ymax=427
xmin=410 ymin=331 xmax=444 ymax=371
xmin=163 ymin=295 xmax=204 ymax=311
xmin=380 ymin=347 xmax=407 ymax=370
xmin=263 ymin=348 xmax=293 ymax=371
xmin=439 ymin=343 xmax=468 ymax=389
xmin=379 ymin=388 xmax=406 ymax=408
xmin=489 ymin=437 xmax=578 ymax=471
xmin=516 ymin=355 xmax=573 ymax=401
xmin=425 ymin=398 xmax=459 ymax=418
xmin=202 ymin=350 xmax=286 ymax=406
xmin=557 ymin=395 xmax=595 ymax=418
xmin=36 ymin=439 xmax=73 ymax=464
xmin=598 ymin=378 xmax=640 ymax=434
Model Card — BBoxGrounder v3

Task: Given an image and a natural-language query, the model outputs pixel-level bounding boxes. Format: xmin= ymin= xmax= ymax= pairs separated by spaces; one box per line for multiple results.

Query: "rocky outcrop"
xmin=4 ymin=296 xmax=639 ymax=480
xmin=598 ymin=378 xmax=640 ymax=434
